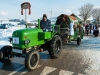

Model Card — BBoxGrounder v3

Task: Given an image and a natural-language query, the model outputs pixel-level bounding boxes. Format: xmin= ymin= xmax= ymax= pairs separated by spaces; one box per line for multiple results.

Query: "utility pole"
xmin=49 ymin=9 xmax=53 ymax=21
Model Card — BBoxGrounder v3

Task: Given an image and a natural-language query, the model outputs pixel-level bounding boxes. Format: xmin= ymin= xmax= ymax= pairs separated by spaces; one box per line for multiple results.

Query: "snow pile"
xmin=0 ymin=25 xmax=25 ymax=49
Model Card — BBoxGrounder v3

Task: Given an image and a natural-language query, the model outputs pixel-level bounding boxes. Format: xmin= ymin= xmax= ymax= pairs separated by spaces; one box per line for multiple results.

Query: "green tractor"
xmin=0 ymin=19 xmax=62 ymax=71
xmin=0 ymin=14 xmax=84 ymax=71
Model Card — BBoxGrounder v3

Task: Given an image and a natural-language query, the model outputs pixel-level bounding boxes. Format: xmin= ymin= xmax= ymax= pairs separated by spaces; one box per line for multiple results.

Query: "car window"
xmin=3 ymin=24 xmax=6 ymax=26
xmin=11 ymin=24 xmax=14 ymax=26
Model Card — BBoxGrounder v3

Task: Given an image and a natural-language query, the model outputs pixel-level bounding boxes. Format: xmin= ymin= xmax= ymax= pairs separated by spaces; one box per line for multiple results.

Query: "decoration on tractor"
xmin=21 ymin=2 xmax=31 ymax=15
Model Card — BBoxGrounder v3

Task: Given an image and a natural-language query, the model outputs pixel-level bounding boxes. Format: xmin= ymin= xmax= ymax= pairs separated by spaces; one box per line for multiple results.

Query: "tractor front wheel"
xmin=25 ymin=50 xmax=39 ymax=71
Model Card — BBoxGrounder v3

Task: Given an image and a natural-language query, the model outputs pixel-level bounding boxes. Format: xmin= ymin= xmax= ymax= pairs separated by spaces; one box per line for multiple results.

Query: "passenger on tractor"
xmin=69 ymin=22 xmax=74 ymax=36
xmin=40 ymin=14 xmax=51 ymax=32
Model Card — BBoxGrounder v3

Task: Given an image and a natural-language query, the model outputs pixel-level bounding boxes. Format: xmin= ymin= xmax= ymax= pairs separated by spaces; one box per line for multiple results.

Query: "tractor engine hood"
xmin=12 ymin=28 xmax=43 ymax=49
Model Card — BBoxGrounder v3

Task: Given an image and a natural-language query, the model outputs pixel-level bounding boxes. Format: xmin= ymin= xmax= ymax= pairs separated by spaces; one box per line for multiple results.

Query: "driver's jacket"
xmin=40 ymin=19 xmax=51 ymax=29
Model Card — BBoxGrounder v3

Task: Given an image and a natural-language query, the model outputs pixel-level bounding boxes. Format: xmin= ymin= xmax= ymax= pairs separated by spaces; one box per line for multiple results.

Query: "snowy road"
xmin=0 ymin=27 xmax=100 ymax=75
xmin=0 ymin=34 xmax=100 ymax=75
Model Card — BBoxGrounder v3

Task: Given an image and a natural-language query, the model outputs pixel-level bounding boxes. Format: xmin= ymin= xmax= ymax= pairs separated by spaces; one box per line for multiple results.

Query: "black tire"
xmin=77 ymin=38 xmax=81 ymax=45
xmin=0 ymin=46 xmax=13 ymax=64
xmin=25 ymin=50 xmax=39 ymax=71
xmin=48 ymin=36 xmax=62 ymax=59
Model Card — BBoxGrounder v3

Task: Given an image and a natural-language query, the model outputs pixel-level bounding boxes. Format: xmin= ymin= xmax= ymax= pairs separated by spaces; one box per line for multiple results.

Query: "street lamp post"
xmin=21 ymin=2 xmax=31 ymax=28
xmin=49 ymin=9 xmax=53 ymax=21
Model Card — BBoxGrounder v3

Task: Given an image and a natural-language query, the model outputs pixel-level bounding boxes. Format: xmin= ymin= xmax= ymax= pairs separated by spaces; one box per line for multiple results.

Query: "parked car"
xmin=0 ymin=23 xmax=16 ymax=29
xmin=0 ymin=24 xmax=9 ymax=29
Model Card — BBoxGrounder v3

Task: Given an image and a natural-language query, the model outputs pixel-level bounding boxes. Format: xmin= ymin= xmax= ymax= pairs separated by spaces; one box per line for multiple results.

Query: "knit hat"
xmin=43 ymin=14 xmax=47 ymax=18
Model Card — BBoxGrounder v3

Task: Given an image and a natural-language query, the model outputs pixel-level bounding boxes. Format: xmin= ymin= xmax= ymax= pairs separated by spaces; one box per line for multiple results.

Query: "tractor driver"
xmin=38 ymin=14 xmax=51 ymax=52
xmin=40 ymin=14 xmax=51 ymax=31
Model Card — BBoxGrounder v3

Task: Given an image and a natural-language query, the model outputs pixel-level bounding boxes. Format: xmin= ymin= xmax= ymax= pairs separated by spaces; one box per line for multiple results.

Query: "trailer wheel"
xmin=77 ymin=38 xmax=81 ymax=45
xmin=25 ymin=50 xmax=39 ymax=71
xmin=0 ymin=46 xmax=13 ymax=64
xmin=48 ymin=36 xmax=62 ymax=58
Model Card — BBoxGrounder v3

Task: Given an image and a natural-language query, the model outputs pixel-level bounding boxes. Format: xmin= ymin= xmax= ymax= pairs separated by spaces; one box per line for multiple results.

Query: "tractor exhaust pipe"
xmin=38 ymin=19 xmax=40 ymax=29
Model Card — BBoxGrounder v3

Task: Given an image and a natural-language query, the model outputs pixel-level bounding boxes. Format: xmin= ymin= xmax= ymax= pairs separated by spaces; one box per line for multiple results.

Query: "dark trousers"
xmin=90 ymin=28 xmax=91 ymax=33
xmin=86 ymin=30 xmax=89 ymax=35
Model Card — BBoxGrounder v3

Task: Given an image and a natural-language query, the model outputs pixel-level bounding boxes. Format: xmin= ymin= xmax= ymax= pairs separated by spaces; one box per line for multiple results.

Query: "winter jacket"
xmin=40 ymin=19 xmax=51 ymax=29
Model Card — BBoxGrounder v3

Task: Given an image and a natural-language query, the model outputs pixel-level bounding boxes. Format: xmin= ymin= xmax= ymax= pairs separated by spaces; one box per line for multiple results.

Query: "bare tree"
xmin=79 ymin=3 xmax=94 ymax=23
xmin=92 ymin=8 xmax=100 ymax=24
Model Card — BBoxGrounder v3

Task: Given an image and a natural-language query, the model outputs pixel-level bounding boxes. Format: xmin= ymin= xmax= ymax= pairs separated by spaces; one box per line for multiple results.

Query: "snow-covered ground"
xmin=0 ymin=25 xmax=26 ymax=49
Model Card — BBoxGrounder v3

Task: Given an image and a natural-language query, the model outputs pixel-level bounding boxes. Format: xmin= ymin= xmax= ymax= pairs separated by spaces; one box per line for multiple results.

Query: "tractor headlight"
xmin=25 ymin=40 xmax=30 ymax=44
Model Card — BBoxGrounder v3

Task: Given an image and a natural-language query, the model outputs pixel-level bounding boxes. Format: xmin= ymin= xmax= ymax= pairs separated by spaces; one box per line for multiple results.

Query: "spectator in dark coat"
xmin=89 ymin=23 xmax=92 ymax=33
xmin=85 ymin=24 xmax=89 ymax=35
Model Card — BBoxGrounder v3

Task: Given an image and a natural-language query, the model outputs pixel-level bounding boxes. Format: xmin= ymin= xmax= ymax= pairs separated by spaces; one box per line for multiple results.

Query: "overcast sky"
xmin=0 ymin=0 xmax=100 ymax=20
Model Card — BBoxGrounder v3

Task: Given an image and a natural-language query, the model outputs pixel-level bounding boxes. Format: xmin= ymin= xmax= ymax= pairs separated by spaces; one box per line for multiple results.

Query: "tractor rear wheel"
xmin=0 ymin=46 xmax=13 ymax=64
xmin=48 ymin=36 xmax=62 ymax=58
xmin=25 ymin=50 xmax=39 ymax=71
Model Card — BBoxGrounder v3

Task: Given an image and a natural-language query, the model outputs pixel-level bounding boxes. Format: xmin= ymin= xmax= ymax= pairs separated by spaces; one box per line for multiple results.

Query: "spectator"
xmin=93 ymin=24 xmax=99 ymax=35
xmin=85 ymin=24 xmax=89 ymax=35
xmin=83 ymin=24 xmax=85 ymax=33
xmin=89 ymin=23 xmax=92 ymax=33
